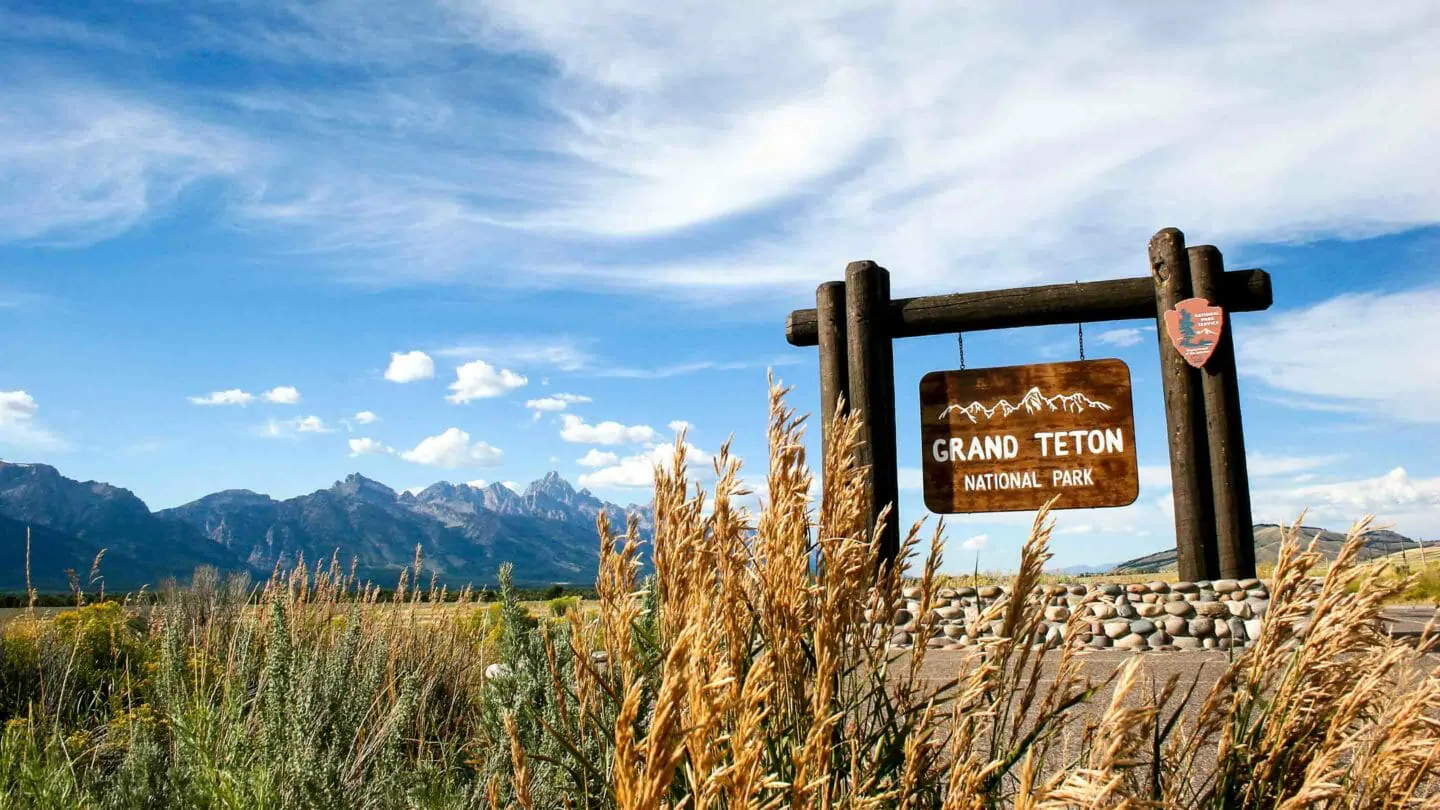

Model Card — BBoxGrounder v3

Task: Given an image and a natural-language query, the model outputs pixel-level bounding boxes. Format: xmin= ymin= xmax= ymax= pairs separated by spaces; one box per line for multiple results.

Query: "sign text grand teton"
xmin=919 ymin=359 xmax=1141 ymax=513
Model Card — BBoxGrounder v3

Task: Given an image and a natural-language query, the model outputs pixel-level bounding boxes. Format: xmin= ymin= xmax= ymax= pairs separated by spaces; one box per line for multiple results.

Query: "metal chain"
xmin=957 ymin=333 xmax=966 ymax=370
xmin=1078 ymin=321 xmax=1086 ymax=361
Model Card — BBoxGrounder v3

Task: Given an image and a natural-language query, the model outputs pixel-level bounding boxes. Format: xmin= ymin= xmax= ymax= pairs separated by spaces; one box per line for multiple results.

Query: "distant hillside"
xmin=1110 ymin=524 xmax=1437 ymax=575
xmin=0 ymin=460 xmax=653 ymax=592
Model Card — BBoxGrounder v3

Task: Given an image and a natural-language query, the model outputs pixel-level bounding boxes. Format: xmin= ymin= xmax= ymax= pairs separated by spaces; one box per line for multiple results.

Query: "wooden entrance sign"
xmin=919 ymin=360 xmax=1140 ymax=513
xmin=784 ymin=227 xmax=1273 ymax=581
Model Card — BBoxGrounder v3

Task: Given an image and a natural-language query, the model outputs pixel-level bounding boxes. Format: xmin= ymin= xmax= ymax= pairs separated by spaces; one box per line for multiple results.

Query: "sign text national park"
xmin=919 ymin=359 xmax=1140 ymax=513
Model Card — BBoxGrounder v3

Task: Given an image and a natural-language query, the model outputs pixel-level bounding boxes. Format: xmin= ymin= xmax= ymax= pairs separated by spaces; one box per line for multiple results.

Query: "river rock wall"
xmin=879 ymin=578 xmax=1281 ymax=652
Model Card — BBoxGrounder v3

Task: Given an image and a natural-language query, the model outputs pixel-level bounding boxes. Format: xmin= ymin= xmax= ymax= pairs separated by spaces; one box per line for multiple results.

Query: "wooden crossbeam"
xmin=786 ymin=268 xmax=1271 ymax=347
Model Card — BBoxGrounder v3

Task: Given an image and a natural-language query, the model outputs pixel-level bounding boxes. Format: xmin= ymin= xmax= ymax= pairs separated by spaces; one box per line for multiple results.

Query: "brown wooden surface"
xmin=786 ymin=269 xmax=1272 ymax=347
xmin=918 ymin=360 xmax=1139 ymax=513
xmin=1150 ymin=229 xmax=1216 ymax=582
xmin=816 ymin=280 xmax=849 ymax=474
xmin=844 ymin=262 xmax=901 ymax=570
xmin=1189 ymin=246 xmax=1257 ymax=579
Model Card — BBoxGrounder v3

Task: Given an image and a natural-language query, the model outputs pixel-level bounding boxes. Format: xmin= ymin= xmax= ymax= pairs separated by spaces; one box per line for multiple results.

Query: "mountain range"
xmin=1109 ymin=524 xmax=1435 ymax=574
xmin=940 ymin=387 xmax=1113 ymax=423
xmin=0 ymin=460 xmax=653 ymax=592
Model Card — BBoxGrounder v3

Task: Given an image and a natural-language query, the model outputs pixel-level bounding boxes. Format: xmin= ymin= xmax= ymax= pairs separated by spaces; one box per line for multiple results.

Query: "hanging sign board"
xmin=919 ymin=359 xmax=1140 ymax=513
xmin=1164 ymin=297 xmax=1224 ymax=368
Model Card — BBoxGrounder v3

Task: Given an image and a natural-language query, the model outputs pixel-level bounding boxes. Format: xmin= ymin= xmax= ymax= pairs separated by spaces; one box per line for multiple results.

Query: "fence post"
xmin=845 ymin=261 xmax=901 ymax=574
xmin=1150 ymin=229 xmax=1218 ymax=581
xmin=1189 ymin=245 xmax=1257 ymax=579
xmin=816 ymin=281 xmax=850 ymax=477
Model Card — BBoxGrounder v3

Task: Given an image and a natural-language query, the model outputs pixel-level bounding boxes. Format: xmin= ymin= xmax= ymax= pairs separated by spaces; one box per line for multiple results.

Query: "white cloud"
xmin=399 ymin=427 xmax=504 ymax=468
xmin=262 ymin=385 xmax=301 ymax=404
xmin=260 ymin=415 xmax=334 ymax=438
xmin=1247 ymin=452 xmax=1344 ymax=478
xmin=559 ymin=414 xmax=657 ymax=445
xmin=525 ymin=393 xmax=591 ymax=412
xmin=447 ymin=360 xmax=528 ymax=403
xmin=1253 ymin=467 xmax=1440 ymax=538
xmin=1238 ymin=288 xmax=1440 ymax=423
xmin=348 ymin=437 xmax=393 ymax=456
xmin=0 ymin=390 xmax=65 ymax=450
xmin=353 ymin=410 xmax=380 ymax=424
xmin=189 ymin=389 xmax=254 ymax=406
xmin=898 ymin=467 xmax=923 ymax=492
xmin=466 ymin=479 xmax=487 ymax=488
xmin=579 ymin=441 xmax=712 ymax=489
xmin=962 ymin=534 xmax=989 ymax=551
xmin=667 ymin=420 xmax=691 ymax=433
xmin=294 ymin=415 xmax=331 ymax=433
xmin=384 ymin=350 xmax=434 ymax=383
xmin=1094 ymin=328 xmax=1145 ymax=348
xmin=577 ymin=449 xmax=619 ymax=468
xmin=0 ymin=81 xmax=248 ymax=245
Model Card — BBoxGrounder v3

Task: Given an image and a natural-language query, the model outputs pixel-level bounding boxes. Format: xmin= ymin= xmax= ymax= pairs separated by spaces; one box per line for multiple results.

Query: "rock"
xmin=1045 ymin=606 xmax=1071 ymax=622
xmin=1238 ymin=578 xmax=1262 ymax=591
xmin=1116 ymin=633 xmax=1149 ymax=651
xmin=1116 ymin=603 xmax=1139 ymax=620
xmin=1202 ymin=637 xmax=1217 ymax=649
xmin=1045 ymin=584 xmax=1068 ymax=597
xmin=893 ymin=609 xmax=915 ymax=625
xmin=902 ymin=587 xmax=923 ymax=599
xmin=1166 ymin=593 xmax=1186 ymax=602
xmin=989 ymin=620 xmax=1007 ymax=637
xmin=1230 ymin=592 xmax=1248 ymax=603
xmin=935 ymin=606 xmax=963 ymax=620
xmin=1164 ymin=601 xmax=1195 ymax=618
xmin=1104 ymin=621 xmax=1132 ymax=639
xmin=937 ymin=587 xmax=958 ymax=599
xmin=978 ymin=585 xmax=1002 ymax=599
xmin=1044 ymin=625 xmax=1062 ymax=647
xmin=1214 ymin=620 xmax=1231 ymax=639
xmin=1190 ymin=617 xmax=1215 ymax=637
xmin=1147 ymin=581 xmax=1171 ymax=594
xmin=890 ymin=631 xmax=913 ymax=647
xmin=1197 ymin=593 xmax=1216 ymax=603
xmin=1100 ymin=584 xmax=1122 ymax=597
xmin=1212 ymin=578 xmax=1239 ymax=594
xmin=906 ymin=600 xmax=923 ymax=612
xmin=1163 ymin=616 xmax=1189 ymax=636
xmin=1246 ymin=589 xmax=1269 ymax=600
xmin=1172 ymin=636 xmax=1202 ymax=650
xmin=927 ymin=638 xmax=949 ymax=649
xmin=1228 ymin=618 xmax=1248 ymax=642
xmin=1141 ymin=594 xmax=1159 ymax=604
xmin=944 ymin=624 xmax=965 ymax=639
xmin=485 ymin=663 xmax=512 ymax=679
xmin=1194 ymin=602 xmax=1230 ymax=618
xmin=1247 ymin=599 xmax=1269 ymax=618
xmin=1172 ymin=581 xmax=1199 ymax=594
xmin=1244 ymin=619 xmax=1263 ymax=641
xmin=1226 ymin=601 xmax=1253 ymax=619
xmin=1151 ymin=630 xmax=1172 ymax=646
xmin=1129 ymin=619 xmax=1156 ymax=636
xmin=956 ymin=587 xmax=976 ymax=597
xmin=1069 ymin=585 xmax=1087 ymax=596
xmin=1127 ymin=584 xmax=1149 ymax=595
xmin=1090 ymin=603 xmax=1117 ymax=620
xmin=1089 ymin=635 xmax=1112 ymax=649
xmin=1216 ymin=637 xmax=1231 ymax=650
xmin=1194 ymin=580 xmax=1212 ymax=590
xmin=1136 ymin=603 xmax=1165 ymax=618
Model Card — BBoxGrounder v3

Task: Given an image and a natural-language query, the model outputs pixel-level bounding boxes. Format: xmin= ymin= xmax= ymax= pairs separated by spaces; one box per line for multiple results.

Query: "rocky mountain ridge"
xmin=0 ymin=460 xmax=652 ymax=591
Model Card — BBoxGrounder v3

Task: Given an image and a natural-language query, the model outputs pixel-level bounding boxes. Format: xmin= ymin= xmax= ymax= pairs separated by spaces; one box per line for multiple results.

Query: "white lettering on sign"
xmin=962 ymin=471 xmax=1042 ymax=491
xmin=1052 ymin=468 xmax=1095 ymax=487
xmin=1032 ymin=429 xmax=1124 ymax=457
xmin=931 ymin=434 xmax=1019 ymax=462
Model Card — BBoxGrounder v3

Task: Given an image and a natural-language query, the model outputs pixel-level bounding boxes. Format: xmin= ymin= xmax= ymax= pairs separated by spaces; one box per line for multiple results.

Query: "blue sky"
xmin=1 ymin=0 xmax=1438 ymax=572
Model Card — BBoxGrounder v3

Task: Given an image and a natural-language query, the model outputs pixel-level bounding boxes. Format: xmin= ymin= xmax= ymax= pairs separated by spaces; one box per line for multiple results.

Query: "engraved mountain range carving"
xmin=938 ymin=386 xmax=1113 ymax=423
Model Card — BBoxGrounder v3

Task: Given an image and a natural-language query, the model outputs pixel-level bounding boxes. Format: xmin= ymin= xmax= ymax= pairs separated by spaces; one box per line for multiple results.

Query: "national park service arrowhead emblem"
xmin=1164 ymin=298 xmax=1224 ymax=368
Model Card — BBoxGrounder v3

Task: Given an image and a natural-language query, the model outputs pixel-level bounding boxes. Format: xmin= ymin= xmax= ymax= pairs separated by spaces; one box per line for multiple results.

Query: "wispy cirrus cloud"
xmin=5 ymin=1 xmax=1440 ymax=302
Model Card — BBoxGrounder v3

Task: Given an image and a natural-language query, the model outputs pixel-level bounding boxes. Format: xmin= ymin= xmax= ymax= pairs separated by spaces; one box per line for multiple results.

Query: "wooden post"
xmin=845 ymin=261 xmax=901 ymax=572
xmin=1150 ymin=229 xmax=1217 ymax=581
xmin=816 ymin=281 xmax=849 ymax=471
xmin=1189 ymin=246 xmax=1257 ymax=578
